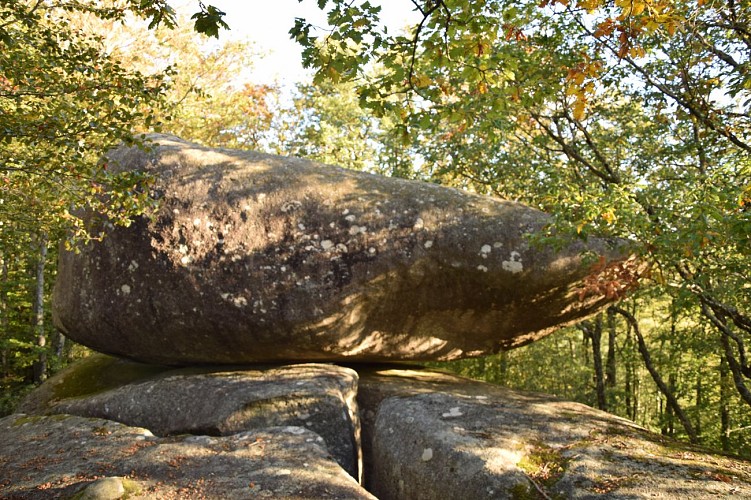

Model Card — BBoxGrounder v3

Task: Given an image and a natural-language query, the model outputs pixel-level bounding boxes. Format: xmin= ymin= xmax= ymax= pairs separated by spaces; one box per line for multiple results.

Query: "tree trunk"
xmin=721 ymin=334 xmax=751 ymax=407
xmin=587 ymin=315 xmax=607 ymax=411
xmin=0 ymin=254 xmax=8 ymax=379
xmin=625 ymin=372 xmax=634 ymax=421
xmin=695 ymin=376 xmax=702 ymax=439
xmin=701 ymin=302 xmax=751 ymax=408
xmin=606 ymin=308 xmax=617 ymax=389
xmin=55 ymin=331 xmax=66 ymax=358
xmin=498 ymin=350 xmax=508 ymax=386
xmin=32 ymin=233 xmax=48 ymax=385
xmin=610 ymin=306 xmax=698 ymax=444
xmin=664 ymin=372 xmax=677 ymax=437
xmin=720 ymin=355 xmax=731 ymax=452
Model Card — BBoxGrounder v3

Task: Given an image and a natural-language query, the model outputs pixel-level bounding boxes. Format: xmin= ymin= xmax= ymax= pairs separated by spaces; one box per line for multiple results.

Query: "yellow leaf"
xmin=326 ymin=65 xmax=340 ymax=83
xmin=629 ymin=46 xmax=646 ymax=58
xmin=412 ymin=74 xmax=431 ymax=88
xmin=645 ymin=20 xmax=659 ymax=32
xmin=573 ymin=98 xmax=586 ymax=120
xmin=578 ymin=0 xmax=602 ymax=12
xmin=632 ymin=1 xmax=646 ymax=15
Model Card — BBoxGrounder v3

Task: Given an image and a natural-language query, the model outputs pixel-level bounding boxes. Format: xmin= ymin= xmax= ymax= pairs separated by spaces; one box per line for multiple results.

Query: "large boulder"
xmin=10 ymin=364 xmax=751 ymax=498
xmin=0 ymin=414 xmax=374 ymax=499
xmin=356 ymin=368 xmax=751 ymax=499
xmin=19 ymin=355 xmax=361 ymax=481
xmin=54 ymin=134 xmax=632 ymax=364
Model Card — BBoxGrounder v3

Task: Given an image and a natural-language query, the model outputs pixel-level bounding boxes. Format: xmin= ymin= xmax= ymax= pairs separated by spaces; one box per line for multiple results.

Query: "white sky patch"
xmin=172 ymin=0 xmax=420 ymax=86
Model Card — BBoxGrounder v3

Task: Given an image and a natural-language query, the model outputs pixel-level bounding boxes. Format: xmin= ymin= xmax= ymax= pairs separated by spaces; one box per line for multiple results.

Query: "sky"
xmin=178 ymin=0 xmax=420 ymax=86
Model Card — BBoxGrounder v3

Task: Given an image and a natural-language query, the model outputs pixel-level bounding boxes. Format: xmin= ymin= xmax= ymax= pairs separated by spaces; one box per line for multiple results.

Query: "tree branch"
xmin=609 ymin=305 xmax=698 ymax=443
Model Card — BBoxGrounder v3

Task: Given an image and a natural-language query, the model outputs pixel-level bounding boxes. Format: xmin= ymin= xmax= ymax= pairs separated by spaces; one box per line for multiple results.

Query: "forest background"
xmin=1 ymin=0 xmax=749 ymax=458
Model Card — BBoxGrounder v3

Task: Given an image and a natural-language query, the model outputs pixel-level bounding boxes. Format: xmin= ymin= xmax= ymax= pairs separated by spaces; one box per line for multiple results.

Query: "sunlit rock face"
xmin=18 ymin=355 xmax=361 ymax=480
xmin=54 ymin=134 xmax=629 ymax=364
xmin=0 ymin=414 xmax=374 ymax=499
xmin=356 ymin=368 xmax=751 ymax=499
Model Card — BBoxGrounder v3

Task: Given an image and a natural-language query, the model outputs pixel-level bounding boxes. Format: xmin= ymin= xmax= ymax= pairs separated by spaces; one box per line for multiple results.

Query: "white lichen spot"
xmin=421 ymin=448 xmax=433 ymax=462
xmin=442 ymin=407 xmax=463 ymax=418
xmin=413 ymin=218 xmax=425 ymax=230
xmin=349 ymin=226 xmax=361 ymax=236
xmin=120 ymin=284 xmax=131 ymax=295
xmin=128 ymin=260 xmax=139 ymax=272
xmin=345 ymin=214 xmax=357 ymax=223
xmin=424 ymin=240 xmax=434 ymax=249
xmin=480 ymin=244 xmax=492 ymax=258
xmin=329 ymin=222 xmax=336 ymax=228
xmin=180 ymin=255 xmax=191 ymax=265
xmin=321 ymin=240 xmax=334 ymax=251
xmin=368 ymin=247 xmax=377 ymax=255
xmin=342 ymin=208 xmax=350 ymax=215
xmin=336 ymin=243 xmax=348 ymax=253
xmin=502 ymin=251 xmax=524 ymax=274
xmin=257 ymin=193 xmax=267 ymax=201
xmin=172 ymin=208 xmax=180 ymax=215
xmin=192 ymin=218 xmax=201 ymax=226
xmin=477 ymin=265 xmax=488 ymax=272
xmin=178 ymin=244 xmax=188 ymax=255
xmin=242 ymin=204 xmax=251 ymax=211
xmin=232 ymin=296 xmax=248 ymax=308
xmin=280 ymin=266 xmax=287 ymax=272
xmin=298 ymin=223 xmax=306 ymax=231
xmin=493 ymin=242 xmax=503 ymax=248
xmin=221 ymin=292 xmax=230 ymax=300
xmin=281 ymin=200 xmax=302 ymax=213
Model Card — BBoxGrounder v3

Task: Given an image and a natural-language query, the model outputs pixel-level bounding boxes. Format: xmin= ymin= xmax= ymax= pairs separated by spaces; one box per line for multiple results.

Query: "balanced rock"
xmin=0 ymin=414 xmax=374 ymax=499
xmin=54 ymin=134 xmax=630 ymax=364
xmin=19 ymin=354 xmax=362 ymax=480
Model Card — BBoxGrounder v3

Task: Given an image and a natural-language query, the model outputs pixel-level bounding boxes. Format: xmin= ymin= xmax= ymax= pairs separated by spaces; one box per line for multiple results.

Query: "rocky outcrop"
xmin=8 ymin=359 xmax=751 ymax=499
xmin=0 ymin=414 xmax=374 ymax=499
xmin=53 ymin=134 xmax=630 ymax=365
xmin=356 ymin=368 xmax=751 ymax=499
xmin=18 ymin=355 xmax=361 ymax=480
xmin=11 ymin=134 xmax=743 ymax=498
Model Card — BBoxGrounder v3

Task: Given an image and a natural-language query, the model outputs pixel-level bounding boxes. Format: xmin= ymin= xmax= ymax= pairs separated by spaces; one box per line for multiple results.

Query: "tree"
xmin=66 ymin=9 xmax=277 ymax=151
xmin=290 ymin=0 xmax=750 ymax=451
xmin=0 ymin=0 xmax=227 ymax=407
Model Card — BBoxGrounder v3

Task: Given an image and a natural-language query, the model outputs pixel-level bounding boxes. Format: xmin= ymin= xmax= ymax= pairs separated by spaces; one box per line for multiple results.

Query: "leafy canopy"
xmin=291 ymin=0 xmax=751 ymax=410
